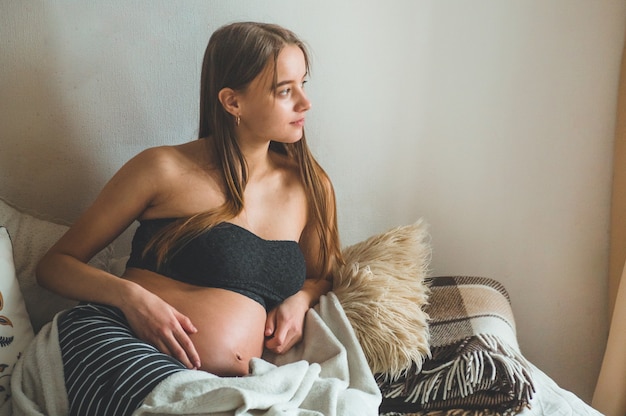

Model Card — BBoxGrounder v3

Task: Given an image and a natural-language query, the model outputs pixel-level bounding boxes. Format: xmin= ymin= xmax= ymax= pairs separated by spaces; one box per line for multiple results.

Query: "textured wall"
xmin=1 ymin=0 xmax=625 ymax=402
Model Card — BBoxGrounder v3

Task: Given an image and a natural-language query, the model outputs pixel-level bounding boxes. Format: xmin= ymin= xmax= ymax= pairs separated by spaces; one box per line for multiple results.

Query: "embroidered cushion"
xmin=0 ymin=227 xmax=35 ymax=411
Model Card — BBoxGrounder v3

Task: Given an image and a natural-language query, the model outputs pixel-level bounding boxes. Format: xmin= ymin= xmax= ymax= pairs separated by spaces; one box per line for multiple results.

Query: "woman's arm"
xmin=36 ymin=147 xmax=201 ymax=369
xmin=264 ymin=174 xmax=338 ymax=354
xmin=264 ymin=225 xmax=334 ymax=353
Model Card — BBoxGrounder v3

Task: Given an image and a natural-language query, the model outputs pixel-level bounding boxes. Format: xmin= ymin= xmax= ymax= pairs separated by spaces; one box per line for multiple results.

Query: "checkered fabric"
xmin=378 ymin=276 xmax=535 ymax=416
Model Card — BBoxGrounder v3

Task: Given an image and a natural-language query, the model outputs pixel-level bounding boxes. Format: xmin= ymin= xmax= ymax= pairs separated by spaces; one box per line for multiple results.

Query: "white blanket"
xmin=11 ymin=292 xmax=382 ymax=416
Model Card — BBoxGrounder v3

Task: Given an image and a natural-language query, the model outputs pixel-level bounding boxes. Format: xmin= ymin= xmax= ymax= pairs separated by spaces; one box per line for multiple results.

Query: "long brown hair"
xmin=146 ymin=22 xmax=342 ymax=279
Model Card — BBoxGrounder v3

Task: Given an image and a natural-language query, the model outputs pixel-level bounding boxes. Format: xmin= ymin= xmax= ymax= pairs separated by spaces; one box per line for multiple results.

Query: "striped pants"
xmin=57 ymin=303 xmax=186 ymax=416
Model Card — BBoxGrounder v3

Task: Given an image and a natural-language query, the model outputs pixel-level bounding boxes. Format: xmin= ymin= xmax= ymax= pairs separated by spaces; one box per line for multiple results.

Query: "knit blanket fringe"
xmin=376 ymin=276 xmax=535 ymax=415
xmin=379 ymin=334 xmax=533 ymax=414
xmin=381 ymin=410 xmax=523 ymax=416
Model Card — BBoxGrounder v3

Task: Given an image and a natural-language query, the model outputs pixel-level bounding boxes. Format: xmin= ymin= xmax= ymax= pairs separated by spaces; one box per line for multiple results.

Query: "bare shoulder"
xmin=129 ymin=142 xmax=201 ymax=175
xmin=125 ymin=140 xmax=220 ymax=217
xmin=83 ymin=143 xmax=200 ymax=215
xmin=119 ymin=141 xmax=210 ymax=190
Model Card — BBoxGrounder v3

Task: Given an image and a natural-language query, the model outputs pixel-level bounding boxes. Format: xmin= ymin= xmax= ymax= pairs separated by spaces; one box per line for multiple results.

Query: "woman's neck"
xmin=239 ymin=139 xmax=275 ymax=180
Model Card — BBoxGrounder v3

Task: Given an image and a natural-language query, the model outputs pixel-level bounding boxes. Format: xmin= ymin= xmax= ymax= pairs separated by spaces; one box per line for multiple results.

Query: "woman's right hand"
xmin=121 ymin=284 xmax=201 ymax=370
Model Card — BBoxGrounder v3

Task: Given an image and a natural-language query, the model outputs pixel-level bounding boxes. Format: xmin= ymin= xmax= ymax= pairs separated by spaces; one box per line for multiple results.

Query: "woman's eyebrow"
xmin=276 ymin=79 xmax=294 ymax=87
xmin=275 ymin=73 xmax=308 ymax=88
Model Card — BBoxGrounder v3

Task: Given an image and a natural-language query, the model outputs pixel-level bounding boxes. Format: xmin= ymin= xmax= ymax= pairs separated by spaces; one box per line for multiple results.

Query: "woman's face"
xmin=235 ymin=44 xmax=311 ymax=146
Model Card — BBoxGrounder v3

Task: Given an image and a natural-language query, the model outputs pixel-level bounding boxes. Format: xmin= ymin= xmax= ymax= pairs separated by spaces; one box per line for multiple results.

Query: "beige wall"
xmin=2 ymin=0 xmax=625 ymax=402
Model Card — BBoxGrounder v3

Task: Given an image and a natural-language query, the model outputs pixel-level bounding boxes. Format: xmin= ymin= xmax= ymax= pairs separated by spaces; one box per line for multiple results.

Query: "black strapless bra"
xmin=126 ymin=218 xmax=306 ymax=310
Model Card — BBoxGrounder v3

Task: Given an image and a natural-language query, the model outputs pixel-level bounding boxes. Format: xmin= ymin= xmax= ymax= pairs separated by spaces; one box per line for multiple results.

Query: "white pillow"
xmin=0 ymin=227 xmax=35 ymax=412
xmin=0 ymin=198 xmax=113 ymax=332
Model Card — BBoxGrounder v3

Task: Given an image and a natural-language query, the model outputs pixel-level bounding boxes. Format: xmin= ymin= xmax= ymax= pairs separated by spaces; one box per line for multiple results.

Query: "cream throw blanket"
xmin=11 ymin=293 xmax=381 ymax=416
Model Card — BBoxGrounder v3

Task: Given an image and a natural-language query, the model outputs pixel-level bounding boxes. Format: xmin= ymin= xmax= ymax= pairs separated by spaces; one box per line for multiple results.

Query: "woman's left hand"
xmin=264 ymin=290 xmax=311 ymax=354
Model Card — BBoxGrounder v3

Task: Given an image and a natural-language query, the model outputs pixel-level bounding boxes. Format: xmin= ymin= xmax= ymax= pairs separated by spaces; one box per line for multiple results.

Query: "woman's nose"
xmin=297 ymin=91 xmax=311 ymax=112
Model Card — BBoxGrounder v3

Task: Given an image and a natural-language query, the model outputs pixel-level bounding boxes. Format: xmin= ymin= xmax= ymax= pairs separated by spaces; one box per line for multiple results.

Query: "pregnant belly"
xmin=123 ymin=268 xmax=267 ymax=376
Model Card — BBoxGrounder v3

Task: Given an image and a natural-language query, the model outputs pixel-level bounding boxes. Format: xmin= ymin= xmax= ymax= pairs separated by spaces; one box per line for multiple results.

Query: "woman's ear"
xmin=218 ymin=88 xmax=240 ymax=117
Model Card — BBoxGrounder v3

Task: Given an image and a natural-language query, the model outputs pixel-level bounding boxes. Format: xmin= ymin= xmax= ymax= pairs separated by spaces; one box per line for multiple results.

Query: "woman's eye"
xmin=277 ymin=81 xmax=307 ymax=97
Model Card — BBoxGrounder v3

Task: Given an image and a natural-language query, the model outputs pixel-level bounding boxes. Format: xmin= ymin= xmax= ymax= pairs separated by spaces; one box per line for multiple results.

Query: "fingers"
xmin=177 ymin=312 xmax=198 ymax=335
xmin=265 ymin=309 xmax=276 ymax=337
xmin=124 ymin=293 xmax=201 ymax=370
xmin=164 ymin=311 xmax=200 ymax=369
xmin=173 ymin=310 xmax=201 ymax=368
xmin=265 ymin=331 xmax=286 ymax=353
xmin=265 ymin=320 xmax=302 ymax=354
xmin=153 ymin=327 xmax=201 ymax=369
xmin=172 ymin=329 xmax=201 ymax=369
xmin=135 ymin=310 xmax=201 ymax=370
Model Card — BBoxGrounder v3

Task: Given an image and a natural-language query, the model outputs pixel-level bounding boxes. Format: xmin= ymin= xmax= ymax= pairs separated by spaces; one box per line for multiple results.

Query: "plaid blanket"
xmin=378 ymin=276 xmax=535 ymax=416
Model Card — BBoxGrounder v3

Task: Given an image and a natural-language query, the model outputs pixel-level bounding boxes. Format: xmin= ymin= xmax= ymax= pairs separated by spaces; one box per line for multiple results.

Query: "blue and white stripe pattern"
xmin=58 ymin=303 xmax=185 ymax=416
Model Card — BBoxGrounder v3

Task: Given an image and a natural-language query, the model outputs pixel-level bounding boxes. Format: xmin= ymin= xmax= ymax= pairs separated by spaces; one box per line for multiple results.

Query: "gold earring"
xmin=236 ymin=115 xmax=241 ymax=127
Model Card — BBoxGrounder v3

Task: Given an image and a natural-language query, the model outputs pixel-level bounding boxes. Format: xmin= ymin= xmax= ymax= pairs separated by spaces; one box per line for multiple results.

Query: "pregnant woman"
xmin=36 ymin=21 xmax=341 ymax=416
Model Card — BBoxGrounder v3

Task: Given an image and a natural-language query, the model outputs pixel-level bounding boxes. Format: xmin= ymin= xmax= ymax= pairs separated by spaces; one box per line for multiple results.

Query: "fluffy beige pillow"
xmin=332 ymin=219 xmax=431 ymax=380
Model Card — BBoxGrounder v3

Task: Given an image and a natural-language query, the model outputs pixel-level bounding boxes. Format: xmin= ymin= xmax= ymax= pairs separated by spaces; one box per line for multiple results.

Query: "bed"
xmin=0 ymin=197 xmax=603 ymax=415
